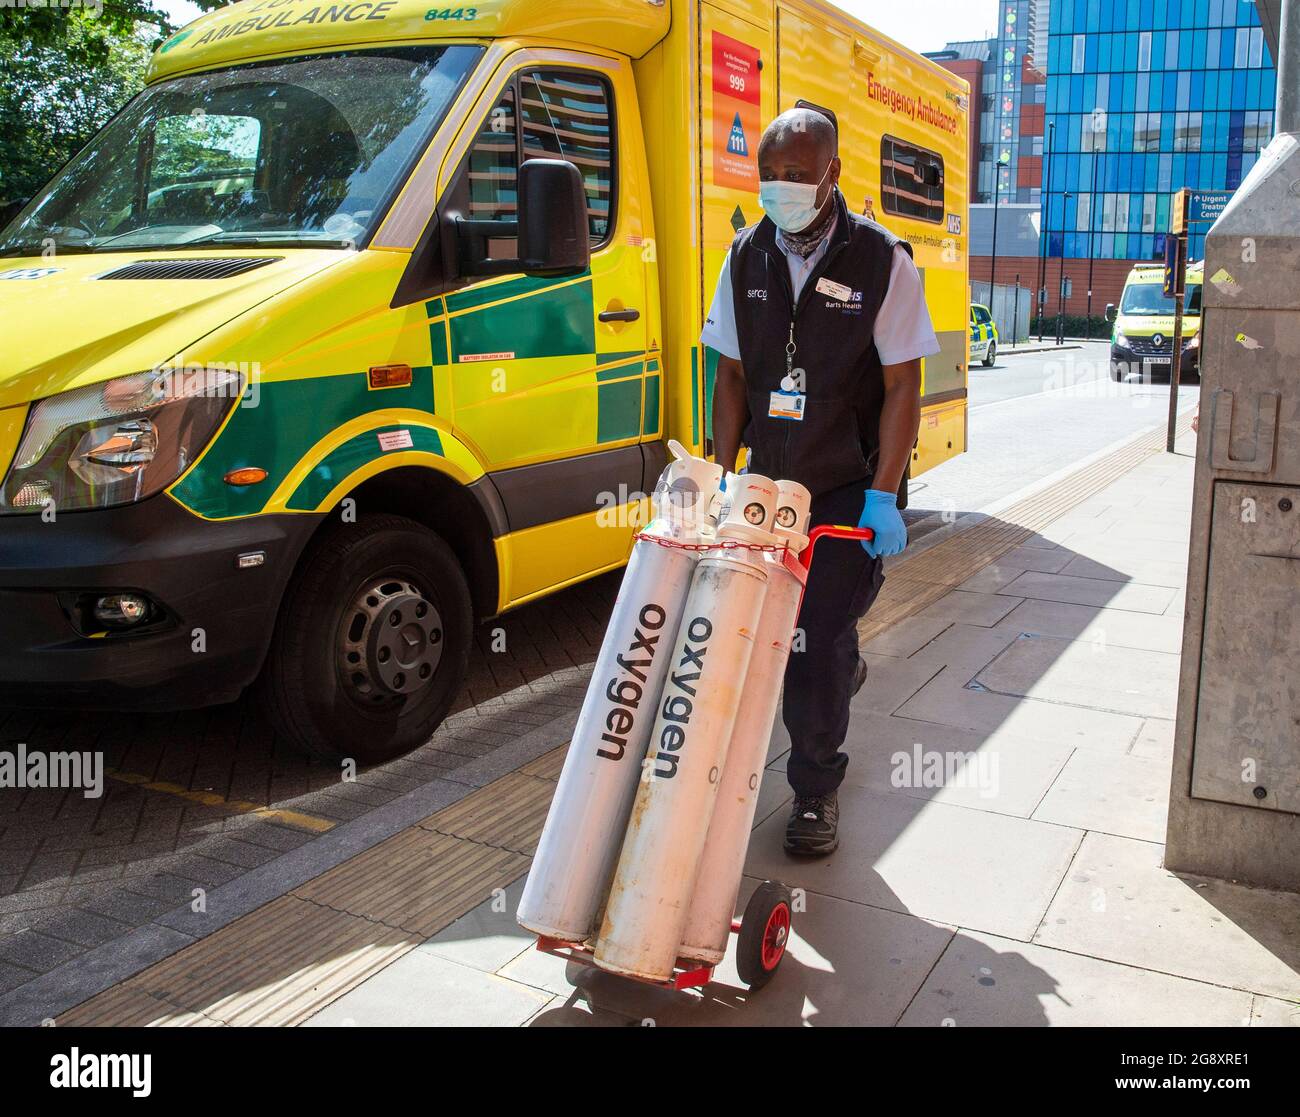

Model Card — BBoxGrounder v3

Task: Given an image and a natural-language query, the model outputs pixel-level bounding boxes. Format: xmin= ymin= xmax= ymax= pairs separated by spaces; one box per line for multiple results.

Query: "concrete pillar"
xmin=1165 ymin=3 xmax=1300 ymax=890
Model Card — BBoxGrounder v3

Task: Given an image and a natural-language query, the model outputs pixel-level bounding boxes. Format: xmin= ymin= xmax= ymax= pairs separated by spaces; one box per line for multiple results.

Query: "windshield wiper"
xmin=0 ymin=243 xmax=98 ymax=258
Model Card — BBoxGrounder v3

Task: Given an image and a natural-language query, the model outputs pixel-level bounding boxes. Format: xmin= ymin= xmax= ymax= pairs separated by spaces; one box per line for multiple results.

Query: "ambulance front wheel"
xmin=259 ymin=514 xmax=472 ymax=764
xmin=736 ymin=881 xmax=794 ymax=990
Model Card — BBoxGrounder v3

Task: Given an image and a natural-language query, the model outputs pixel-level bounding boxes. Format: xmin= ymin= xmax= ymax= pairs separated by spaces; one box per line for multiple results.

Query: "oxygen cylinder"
xmin=593 ymin=473 xmax=779 ymax=982
xmin=516 ymin=442 xmax=723 ymax=942
xmin=679 ymin=479 xmax=813 ymax=965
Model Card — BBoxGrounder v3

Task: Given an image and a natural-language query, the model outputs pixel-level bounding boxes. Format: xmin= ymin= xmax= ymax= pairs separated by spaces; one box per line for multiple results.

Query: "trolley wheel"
xmin=737 ymin=880 xmax=793 ymax=989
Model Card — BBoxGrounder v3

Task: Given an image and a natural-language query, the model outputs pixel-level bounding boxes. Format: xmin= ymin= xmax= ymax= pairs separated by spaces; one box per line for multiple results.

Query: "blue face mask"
xmin=759 ymin=161 xmax=833 ymax=233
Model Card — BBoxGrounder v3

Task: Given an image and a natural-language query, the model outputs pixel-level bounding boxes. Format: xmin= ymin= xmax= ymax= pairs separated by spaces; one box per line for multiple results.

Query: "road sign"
xmin=1189 ymin=190 xmax=1233 ymax=224
xmin=1172 ymin=188 xmax=1189 ymax=235
xmin=1172 ymin=188 xmax=1233 ymax=234
xmin=1164 ymin=233 xmax=1187 ymax=299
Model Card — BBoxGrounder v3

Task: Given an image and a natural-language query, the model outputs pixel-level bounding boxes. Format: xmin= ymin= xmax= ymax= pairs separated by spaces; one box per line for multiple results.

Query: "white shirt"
xmin=700 ymin=220 xmax=941 ymax=367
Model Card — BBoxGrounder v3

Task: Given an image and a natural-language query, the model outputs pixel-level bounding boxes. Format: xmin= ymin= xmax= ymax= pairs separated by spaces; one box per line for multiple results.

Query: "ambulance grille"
xmin=96 ymin=257 xmax=281 ymax=281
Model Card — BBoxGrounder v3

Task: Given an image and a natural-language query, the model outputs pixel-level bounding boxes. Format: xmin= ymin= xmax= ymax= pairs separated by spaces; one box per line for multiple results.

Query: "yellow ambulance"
xmin=1107 ymin=260 xmax=1204 ymax=381
xmin=0 ymin=0 xmax=970 ymax=761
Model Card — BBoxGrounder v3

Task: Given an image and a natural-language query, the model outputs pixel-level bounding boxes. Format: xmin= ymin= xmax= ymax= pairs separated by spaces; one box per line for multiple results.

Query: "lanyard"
xmin=783 ymin=318 xmax=803 ymax=393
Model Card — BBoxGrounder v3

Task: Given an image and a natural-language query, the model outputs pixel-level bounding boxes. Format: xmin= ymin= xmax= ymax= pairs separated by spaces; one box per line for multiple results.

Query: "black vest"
xmin=729 ymin=190 xmax=909 ymax=499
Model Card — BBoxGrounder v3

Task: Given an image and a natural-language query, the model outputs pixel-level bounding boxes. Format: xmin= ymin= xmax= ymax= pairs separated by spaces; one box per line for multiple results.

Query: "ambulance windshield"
xmin=0 ymin=44 xmax=482 ymax=256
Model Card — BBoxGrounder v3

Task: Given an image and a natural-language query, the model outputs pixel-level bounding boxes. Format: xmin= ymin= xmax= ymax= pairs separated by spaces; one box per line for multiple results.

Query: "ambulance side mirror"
xmin=450 ymin=158 xmax=589 ymax=280
xmin=517 ymin=159 xmax=590 ymax=277
xmin=1105 ymin=303 xmax=1117 ymax=323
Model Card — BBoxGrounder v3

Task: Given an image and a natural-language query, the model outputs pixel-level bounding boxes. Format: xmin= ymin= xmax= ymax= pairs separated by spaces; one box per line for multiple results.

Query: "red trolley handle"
xmin=799 ymin=524 xmax=875 ymax=571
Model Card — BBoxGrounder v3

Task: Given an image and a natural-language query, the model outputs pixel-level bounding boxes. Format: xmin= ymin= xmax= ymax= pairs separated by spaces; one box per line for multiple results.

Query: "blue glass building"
xmin=1043 ymin=0 xmax=1277 ymax=266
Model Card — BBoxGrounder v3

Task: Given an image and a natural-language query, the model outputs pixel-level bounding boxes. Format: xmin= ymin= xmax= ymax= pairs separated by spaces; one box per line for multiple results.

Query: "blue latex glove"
xmin=858 ymin=489 xmax=907 ymax=558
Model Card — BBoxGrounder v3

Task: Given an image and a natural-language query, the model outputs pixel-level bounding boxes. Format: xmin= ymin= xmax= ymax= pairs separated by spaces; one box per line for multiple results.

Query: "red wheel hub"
xmin=761 ymin=903 xmax=790 ymax=970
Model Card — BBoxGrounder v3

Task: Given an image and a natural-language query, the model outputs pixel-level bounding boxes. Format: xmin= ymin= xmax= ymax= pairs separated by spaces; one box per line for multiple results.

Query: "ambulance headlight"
xmin=0 ymin=367 xmax=243 ymax=514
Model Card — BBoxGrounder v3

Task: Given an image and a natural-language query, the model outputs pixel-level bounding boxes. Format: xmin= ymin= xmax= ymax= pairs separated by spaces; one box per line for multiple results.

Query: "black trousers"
xmin=782 ymin=477 xmax=885 ymax=797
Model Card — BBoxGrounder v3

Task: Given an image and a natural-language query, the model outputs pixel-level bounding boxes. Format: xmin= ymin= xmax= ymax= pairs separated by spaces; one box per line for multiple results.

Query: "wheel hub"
xmin=339 ymin=578 xmax=444 ymax=705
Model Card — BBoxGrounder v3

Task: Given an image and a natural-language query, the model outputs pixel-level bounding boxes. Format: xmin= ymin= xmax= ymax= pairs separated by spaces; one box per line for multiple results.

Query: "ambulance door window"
xmin=880 ymin=135 xmax=945 ymax=224
xmin=466 ymin=85 xmax=518 ymax=258
xmin=519 ymin=70 xmax=615 ymax=244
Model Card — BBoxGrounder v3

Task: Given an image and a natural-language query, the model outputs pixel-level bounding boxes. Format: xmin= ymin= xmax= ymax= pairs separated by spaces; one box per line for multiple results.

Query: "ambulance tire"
xmin=736 ymin=881 xmax=794 ymax=990
xmin=258 ymin=514 xmax=472 ymax=764
xmin=982 ymin=340 xmax=997 ymax=367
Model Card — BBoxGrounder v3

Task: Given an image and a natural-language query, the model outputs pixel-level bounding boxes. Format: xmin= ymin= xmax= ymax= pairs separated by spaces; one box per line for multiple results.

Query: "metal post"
xmin=1056 ymin=190 xmax=1072 ymax=345
xmin=1165 ymin=231 xmax=1187 ymax=453
xmin=1278 ymin=0 xmax=1299 ymax=135
xmin=1038 ymin=121 xmax=1055 ymax=343
xmin=1057 ymin=252 xmax=1067 ymax=344
xmin=989 ymin=181 xmax=1001 ymax=318
xmin=1013 ymin=272 xmax=1021 ymax=345
xmin=989 ymin=152 xmax=1008 ymax=328
xmin=1086 ymin=147 xmax=1101 ymax=341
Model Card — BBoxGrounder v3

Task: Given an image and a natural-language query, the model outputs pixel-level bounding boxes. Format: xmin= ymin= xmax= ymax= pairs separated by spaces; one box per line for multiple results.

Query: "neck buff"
xmin=779 ymin=191 xmax=838 ymax=258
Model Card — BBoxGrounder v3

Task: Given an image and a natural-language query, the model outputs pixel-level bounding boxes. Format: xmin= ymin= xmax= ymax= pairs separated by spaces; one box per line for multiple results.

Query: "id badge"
xmin=769 ymin=390 xmax=806 ymax=421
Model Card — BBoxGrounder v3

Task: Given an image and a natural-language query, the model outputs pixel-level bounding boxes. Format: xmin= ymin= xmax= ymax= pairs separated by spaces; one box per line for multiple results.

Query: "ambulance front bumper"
xmin=0 ymin=496 xmax=320 ymax=710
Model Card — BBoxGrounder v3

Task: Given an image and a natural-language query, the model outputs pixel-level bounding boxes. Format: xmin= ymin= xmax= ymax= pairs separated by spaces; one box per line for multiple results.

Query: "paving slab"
xmin=753 ymin=769 xmax=794 ymax=829
xmin=1058 ymin=554 xmax=1187 ymax=588
xmin=419 ymin=877 xmax=534 ymax=974
xmin=1018 ymin=531 xmax=1070 ymax=550
xmin=1055 ymin=526 xmax=1191 ymax=552
xmin=896 ymin=667 xmax=1144 ymax=753
xmin=956 ymin=563 xmax=1027 ymax=595
xmin=861 ymin=614 xmax=956 ymax=659
xmin=1130 ymin=718 xmax=1176 ymax=761
xmin=765 ymin=715 xmax=793 ymax=770
xmin=743 ymin=785 xmax=1083 ymax=941
xmin=899 ymin=929 xmax=1254 ymax=1027
xmin=303 ymin=949 xmax=552 ymax=1027
xmin=995 ymin=543 xmax=1073 ymax=573
xmin=1032 ymin=750 xmax=1170 ymax=843
xmin=770 ymin=711 xmax=1074 ymax=819
xmin=994 ymin=570 xmax=1177 ymax=614
xmin=905 ymin=623 xmax=1022 ymax=678
xmin=974 ymin=634 xmax=1180 ymax=720
xmin=915 ymin=590 xmax=1024 ymax=628
xmin=850 ymin=653 xmax=945 ymax=715
xmin=992 ymin=598 xmax=1184 ymax=654
xmin=500 ymin=879 xmax=955 ymax=1027
xmin=1036 ymin=833 xmax=1300 ymax=1002
xmin=1251 ymin=996 xmax=1300 ymax=1027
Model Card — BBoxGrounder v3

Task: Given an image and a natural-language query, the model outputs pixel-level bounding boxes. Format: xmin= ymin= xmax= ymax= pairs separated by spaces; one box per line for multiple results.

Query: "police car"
xmin=970 ymin=303 xmax=1000 ymax=367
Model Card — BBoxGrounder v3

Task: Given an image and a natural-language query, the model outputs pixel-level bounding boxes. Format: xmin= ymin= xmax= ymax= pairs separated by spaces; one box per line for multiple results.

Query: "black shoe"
xmin=853 ymin=656 xmax=868 ymax=696
xmin=784 ymin=792 xmax=839 ymax=856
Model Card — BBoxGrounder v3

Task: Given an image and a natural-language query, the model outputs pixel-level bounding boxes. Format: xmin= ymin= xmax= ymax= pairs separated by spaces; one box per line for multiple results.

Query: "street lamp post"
xmin=1056 ymin=190 xmax=1073 ymax=345
xmin=1037 ymin=120 xmax=1055 ymax=343
xmin=989 ymin=150 xmax=1010 ymax=331
xmin=1087 ymin=146 xmax=1102 ymax=341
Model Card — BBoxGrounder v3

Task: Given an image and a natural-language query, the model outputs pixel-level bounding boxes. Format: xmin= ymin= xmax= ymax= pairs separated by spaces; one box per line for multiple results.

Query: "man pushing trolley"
xmin=705 ymin=107 xmax=937 ymax=856
xmin=517 ymin=106 xmax=932 ymax=991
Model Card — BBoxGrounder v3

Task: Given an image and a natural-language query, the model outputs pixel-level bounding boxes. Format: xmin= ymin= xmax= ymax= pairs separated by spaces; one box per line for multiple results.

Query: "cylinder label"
xmin=651 ymin=615 xmax=714 ymax=779
xmin=596 ymin=603 xmax=668 ymax=761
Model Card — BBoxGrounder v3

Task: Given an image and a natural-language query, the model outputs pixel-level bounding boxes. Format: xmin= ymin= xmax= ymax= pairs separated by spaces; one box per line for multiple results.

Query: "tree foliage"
xmin=0 ymin=1 xmax=230 ymax=210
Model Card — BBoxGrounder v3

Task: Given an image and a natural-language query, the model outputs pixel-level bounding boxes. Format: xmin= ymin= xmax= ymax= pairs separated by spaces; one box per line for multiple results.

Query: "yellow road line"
xmin=105 ymin=770 xmax=336 ymax=834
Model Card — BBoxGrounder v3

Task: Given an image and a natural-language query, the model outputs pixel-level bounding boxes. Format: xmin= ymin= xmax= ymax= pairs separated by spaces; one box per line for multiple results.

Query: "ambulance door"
xmin=440 ymin=55 xmax=649 ymax=479
xmin=698 ymin=2 xmax=775 ymax=458
xmin=434 ymin=51 xmax=654 ymax=604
